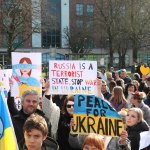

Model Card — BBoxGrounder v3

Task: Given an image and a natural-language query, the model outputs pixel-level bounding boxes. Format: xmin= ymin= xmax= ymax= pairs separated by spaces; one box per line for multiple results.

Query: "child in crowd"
xmin=19 ymin=113 xmax=59 ymax=150
xmin=83 ymin=133 xmax=104 ymax=150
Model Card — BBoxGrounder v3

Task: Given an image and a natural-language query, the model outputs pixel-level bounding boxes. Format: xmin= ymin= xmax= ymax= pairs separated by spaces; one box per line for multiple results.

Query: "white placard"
xmin=139 ymin=131 xmax=150 ymax=149
xmin=11 ymin=52 xmax=42 ymax=97
xmin=14 ymin=97 xmax=22 ymax=111
xmin=49 ymin=60 xmax=97 ymax=95
xmin=0 ymin=69 xmax=12 ymax=96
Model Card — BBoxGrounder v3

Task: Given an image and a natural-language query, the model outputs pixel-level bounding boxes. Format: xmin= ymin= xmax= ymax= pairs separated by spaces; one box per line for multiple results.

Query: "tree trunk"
xmin=7 ymin=33 xmax=14 ymax=65
xmin=108 ymin=28 xmax=114 ymax=69
xmin=132 ymin=38 xmax=138 ymax=62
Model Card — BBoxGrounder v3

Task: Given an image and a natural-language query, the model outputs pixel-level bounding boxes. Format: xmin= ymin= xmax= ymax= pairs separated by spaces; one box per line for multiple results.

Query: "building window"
xmin=76 ymin=4 xmax=83 ymax=15
xmin=2 ymin=32 xmax=23 ymax=48
xmin=42 ymin=53 xmax=50 ymax=65
xmin=86 ymin=20 xmax=93 ymax=30
xmin=76 ymin=20 xmax=83 ymax=28
xmin=87 ymin=4 xmax=94 ymax=16
xmin=56 ymin=53 xmax=65 ymax=60
xmin=84 ymin=38 xmax=94 ymax=49
xmin=120 ymin=6 xmax=126 ymax=16
xmin=41 ymin=0 xmax=61 ymax=48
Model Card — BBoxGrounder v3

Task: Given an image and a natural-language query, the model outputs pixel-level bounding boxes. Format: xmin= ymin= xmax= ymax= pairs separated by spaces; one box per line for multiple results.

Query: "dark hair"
xmin=61 ymin=95 xmax=74 ymax=115
xmin=116 ymin=79 xmax=125 ymax=92
xmin=124 ymin=83 xmax=137 ymax=98
xmin=133 ymin=73 xmax=141 ymax=80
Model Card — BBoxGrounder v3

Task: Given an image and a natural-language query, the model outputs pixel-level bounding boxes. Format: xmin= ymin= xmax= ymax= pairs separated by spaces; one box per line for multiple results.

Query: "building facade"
xmin=0 ymin=0 xmax=70 ymax=67
xmin=0 ymin=0 xmax=149 ymax=68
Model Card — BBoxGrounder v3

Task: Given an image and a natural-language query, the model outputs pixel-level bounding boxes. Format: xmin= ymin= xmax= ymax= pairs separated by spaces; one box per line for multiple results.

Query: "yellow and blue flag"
xmin=0 ymin=91 xmax=18 ymax=150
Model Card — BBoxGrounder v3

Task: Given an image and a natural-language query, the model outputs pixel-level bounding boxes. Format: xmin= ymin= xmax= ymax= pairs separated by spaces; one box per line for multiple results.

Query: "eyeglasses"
xmin=66 ymin=104 xmax=74 ymax=108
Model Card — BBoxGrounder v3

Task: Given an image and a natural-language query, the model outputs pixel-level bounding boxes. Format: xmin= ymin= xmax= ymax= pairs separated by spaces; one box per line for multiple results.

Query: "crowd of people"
xmin=5 ymin=66 xmax=150 ymax=150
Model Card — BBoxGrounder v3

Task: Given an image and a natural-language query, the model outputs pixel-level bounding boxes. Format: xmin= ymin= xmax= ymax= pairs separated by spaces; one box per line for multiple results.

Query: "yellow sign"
xmin=140 ymin=65 xmax=150 ymax=75
xmin=71 ymin=95 xmax=125 ymax=137
xmin=71 ymin=114 xmax=124 ymax=137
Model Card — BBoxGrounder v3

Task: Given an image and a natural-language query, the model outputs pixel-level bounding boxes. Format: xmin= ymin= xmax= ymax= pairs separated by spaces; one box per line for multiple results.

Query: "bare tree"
xmin=0 ymin=0 xmax=45 ymax=63
xmin=94 ymin=0 xmax=123 ymax=68
xmin=94 ymin=0 xmax=150 ymax=66
xmin=122 ymin=0 xmax=150 ymax=62
xmin=63 ymin=13 xmax=95 ymax=57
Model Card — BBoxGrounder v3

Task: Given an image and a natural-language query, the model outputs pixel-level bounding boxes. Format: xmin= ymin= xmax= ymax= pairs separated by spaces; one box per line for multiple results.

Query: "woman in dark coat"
xmin=125 ymin=108 xmax=149 ymax=150
xmin=57 ymin=95 xmax=77 ymax=150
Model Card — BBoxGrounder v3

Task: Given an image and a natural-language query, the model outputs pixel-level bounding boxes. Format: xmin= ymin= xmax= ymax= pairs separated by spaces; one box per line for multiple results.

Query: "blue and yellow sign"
xmin=71 ymin=95 xmax=124 ymax=137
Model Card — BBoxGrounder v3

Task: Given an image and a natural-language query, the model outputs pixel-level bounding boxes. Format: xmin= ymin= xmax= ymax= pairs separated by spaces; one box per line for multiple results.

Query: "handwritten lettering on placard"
xmin=71 ymin=95 xmax=124 ymax=137
xmin=49 ymin=61 xmax=97 ymax=95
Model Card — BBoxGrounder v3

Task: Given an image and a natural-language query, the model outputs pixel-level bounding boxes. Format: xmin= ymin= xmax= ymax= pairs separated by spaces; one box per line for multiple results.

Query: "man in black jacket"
xmin=12 ymin=90 xmax=51 ymax=145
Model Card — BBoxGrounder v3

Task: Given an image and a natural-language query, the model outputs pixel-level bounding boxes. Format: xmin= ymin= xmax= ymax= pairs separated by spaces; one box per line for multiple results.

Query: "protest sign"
xmin=139 ymin=131 xmax=150 ymax=149
xmin=49 ymin=61 xmax=97 ymax=95
xmin=14 ymin=97 xmax=22 ymax=111
xmin=11 ymin=52 xmax=41 ymax=97
xmin=71 ymin=95 xmax=124 ymax=137
xmin=0 ymin=69 xmax=12 ymax=96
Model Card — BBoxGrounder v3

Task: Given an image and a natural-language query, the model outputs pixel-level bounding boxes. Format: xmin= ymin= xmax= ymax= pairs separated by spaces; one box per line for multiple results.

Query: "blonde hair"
xmin=110 ymin=86 xmax=127 ymax=104
xmin=127 ymin=108 xmax=144 ymax=123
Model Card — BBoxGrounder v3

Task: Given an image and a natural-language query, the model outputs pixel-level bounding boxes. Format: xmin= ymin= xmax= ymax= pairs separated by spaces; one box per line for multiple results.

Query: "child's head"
xmin=23 ymin=114 xmax=48 ymax=149
xmin=83 ymin=133 xmax=104 ymax=150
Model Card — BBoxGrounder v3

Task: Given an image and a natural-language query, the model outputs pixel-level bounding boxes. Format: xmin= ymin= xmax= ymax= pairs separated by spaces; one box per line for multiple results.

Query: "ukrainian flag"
xmin=0 ymin=91 xmax=18 ymax=150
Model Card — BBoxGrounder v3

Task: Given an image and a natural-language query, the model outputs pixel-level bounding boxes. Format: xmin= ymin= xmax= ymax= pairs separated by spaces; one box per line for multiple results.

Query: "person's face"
xmin=66 ymin=101 xmax=74 ymax=116
xmin=115 ymin=72 xmax=119 ymax=78
xmin=130 ymin=95 xmax=137 ymax=105
xmin=101 ymin=83 xmax=107 ymax=93
xmin=22 ymin=94 xmax=39 ymax=114
xmin=83 ymin=145 xmax=99 ymax=150
xmin=24 ymin=129 xmax=46 ymax=150
xmin=128 ymin=86 xmax=135 ymax=92
xmin=20 ymin=61 xmax=31 ymax=76
xmin=120 ymin=72 xmax=126 ymax=78
xmin=132 ymin=81 xmax=138 ymax=88
xmin=133 ymin=75 xmax=137 ymax=80
xmin=126 ymin=111 xmax=139 ymax=126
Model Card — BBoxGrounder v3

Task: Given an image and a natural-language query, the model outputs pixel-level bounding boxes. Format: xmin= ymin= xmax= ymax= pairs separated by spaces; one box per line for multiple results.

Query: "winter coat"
xmin=126 ymin=121 xmax=149 ymax=150
xmin=106 ymin=137 xmax=131 ymax=150
xmin=57 ymin=113 xmax=76 ymax=150
xmin=42 ymin=95 xmax=80 ymax=150
xmin=7 ymin=91 xmax=19 ymax=117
